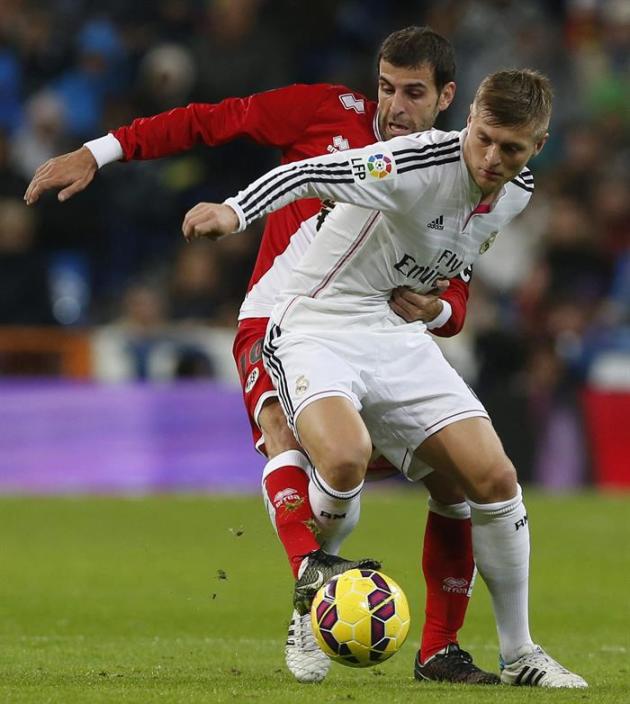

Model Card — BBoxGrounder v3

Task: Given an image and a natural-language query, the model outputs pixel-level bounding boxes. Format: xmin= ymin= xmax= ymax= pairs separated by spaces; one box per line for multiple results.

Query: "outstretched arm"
xmin=182 ymin=136 xmax=422 ymax=240
xmin=24 ymin=85 xmax=325 ymax=206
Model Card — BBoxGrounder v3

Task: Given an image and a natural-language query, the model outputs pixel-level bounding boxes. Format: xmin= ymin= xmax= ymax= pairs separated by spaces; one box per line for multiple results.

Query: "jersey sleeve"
xmin=430 ymin=269 xmax=471 ymax=337
xmin=225 ymin=137 xmax=424 ymax=231
xmin=111 ymin=84 xmax=330 ymax=160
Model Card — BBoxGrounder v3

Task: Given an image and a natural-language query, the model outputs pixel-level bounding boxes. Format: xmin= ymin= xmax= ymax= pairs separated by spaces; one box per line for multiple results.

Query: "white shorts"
xmin=263 ymin=321 xmax=489 ymax=481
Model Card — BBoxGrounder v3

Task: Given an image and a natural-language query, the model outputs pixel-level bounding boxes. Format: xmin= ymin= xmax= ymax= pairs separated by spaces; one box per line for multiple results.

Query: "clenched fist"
xmin=181 ymin=202 xmax=240 ymax=242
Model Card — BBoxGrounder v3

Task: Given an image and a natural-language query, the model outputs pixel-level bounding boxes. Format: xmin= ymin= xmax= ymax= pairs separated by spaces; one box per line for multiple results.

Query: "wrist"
xmin=425 ymin=300 xmax=452 ymax=329
xmin=223 ymin=197 xmax=247 ymax=232
xmin=83 ymin=134 xmax=123 ymax=168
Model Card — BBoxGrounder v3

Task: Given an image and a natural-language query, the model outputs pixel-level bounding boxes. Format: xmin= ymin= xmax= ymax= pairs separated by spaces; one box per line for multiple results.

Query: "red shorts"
xmin=233 ymin=317 xmax=399 ymax=479
xmin=233 ymin=317 xmax=277 ymax=456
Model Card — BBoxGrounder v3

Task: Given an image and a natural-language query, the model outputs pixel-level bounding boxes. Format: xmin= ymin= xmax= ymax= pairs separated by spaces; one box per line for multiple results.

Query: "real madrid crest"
xmin=479 ymin=231 xmax=498 ymax=254
xmin=295 ymin=375 xmax=309 ymax=396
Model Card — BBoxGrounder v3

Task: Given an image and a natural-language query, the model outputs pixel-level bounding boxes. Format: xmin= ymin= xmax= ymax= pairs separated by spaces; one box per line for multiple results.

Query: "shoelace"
xmin=445 ymin=648 xmax=478 ymax=672
xmin=424 ymin=647 xmax=478 ymax=673
xmin=293 ymin=614 xmax=319 ymax=651
xmin=517 ymin=649 xmax=569 ymax=674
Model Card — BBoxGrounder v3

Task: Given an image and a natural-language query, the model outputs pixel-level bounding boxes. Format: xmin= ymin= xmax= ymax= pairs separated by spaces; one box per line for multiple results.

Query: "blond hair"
xmin=472 ymin=69 xmax=553 ymax=140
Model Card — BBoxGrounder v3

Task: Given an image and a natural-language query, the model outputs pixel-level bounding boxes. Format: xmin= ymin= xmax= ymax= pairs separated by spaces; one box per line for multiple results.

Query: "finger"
xmin=394 ymin=288 xmax=425 ymax=304
xmin=388 ymin=300 xmax=405 ymax=317
xmin=389 ymin=300 xmax=414 ymax=322
xmin=24 ymin=180 xmax=48 ymax=205
xmin=183 ymin=212 xmax=209 ymax=241
xmin=434 ymin=278 xmax=450 ymax=292
xmin=58 ymin=178 xmax=88 ymax=202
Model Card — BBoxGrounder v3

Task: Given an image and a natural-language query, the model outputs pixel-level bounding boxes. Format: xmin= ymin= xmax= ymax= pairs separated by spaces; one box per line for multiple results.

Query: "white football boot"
xmin=285 ymin=608 xmax=330 ymax=683
xmin=500 ymin=645 xmax=588 ymax=688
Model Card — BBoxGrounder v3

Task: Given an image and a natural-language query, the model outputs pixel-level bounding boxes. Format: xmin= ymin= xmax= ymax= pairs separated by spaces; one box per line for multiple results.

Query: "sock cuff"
xmin=428 ymin=498 xmax=471 ymax=520
xmin=262 ymin=450 xmax=310 ymax=483
xmin=311 ymin=468 xmax=363 ymax=500
xmin=466 ymin=484 xmax=522 ymax=516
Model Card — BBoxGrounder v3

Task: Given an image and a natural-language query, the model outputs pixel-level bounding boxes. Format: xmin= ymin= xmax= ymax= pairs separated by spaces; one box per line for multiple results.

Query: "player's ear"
xmin=438 ymin=81 xmax=456 ymax=111
xmin=533 ymin=132 xmax=549 ymax=157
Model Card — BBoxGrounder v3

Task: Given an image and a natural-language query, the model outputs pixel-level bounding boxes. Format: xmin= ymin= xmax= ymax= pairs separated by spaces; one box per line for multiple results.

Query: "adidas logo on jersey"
xmin=427 ymin=215 xmax=445 ymax=230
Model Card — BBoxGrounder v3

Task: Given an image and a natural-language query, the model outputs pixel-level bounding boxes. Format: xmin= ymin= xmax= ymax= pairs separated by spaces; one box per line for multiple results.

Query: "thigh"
xmin=296 ymin=396 xmax=373 ymax=489
xmin=362 ymin=331 xmax=488 ymax=480
xmin=414 ymin=416 xmax=518 ymax=502
xmin=263 ymin=323 xmax=367 ymax=433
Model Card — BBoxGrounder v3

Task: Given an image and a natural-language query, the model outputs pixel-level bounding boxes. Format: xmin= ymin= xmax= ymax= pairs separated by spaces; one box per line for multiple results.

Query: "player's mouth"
xmin=481 ymin=168 xmax=501 ymax=180
xmin=387 ymin=121 xmax=412 ymax=136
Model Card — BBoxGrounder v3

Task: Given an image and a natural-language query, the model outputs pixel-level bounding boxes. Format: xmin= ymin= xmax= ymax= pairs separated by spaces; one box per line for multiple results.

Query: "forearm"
xmin=430 ymin=278 xmax=469 ymax=337
xmin=224 ymin=142 xmax=403 ymax=231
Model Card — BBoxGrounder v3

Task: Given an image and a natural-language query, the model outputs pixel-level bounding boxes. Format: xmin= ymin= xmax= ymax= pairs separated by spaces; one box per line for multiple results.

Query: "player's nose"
xmin=390 ymin=91 xmax=407 ymax=116
xmin=485 ymin=144 xmax=500 ymax=165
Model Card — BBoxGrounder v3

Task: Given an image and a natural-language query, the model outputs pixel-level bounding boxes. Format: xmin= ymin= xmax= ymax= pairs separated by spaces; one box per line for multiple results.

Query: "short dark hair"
xmin=377 ymin=26 xmax=456 ymax=92
xmin=472 ymin=69 xmax=553 ymax=139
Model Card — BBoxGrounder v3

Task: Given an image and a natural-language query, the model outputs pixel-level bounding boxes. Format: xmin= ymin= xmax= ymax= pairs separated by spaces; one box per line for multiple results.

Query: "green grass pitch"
xmin=1 ymin=489 xmax=628 ymax=703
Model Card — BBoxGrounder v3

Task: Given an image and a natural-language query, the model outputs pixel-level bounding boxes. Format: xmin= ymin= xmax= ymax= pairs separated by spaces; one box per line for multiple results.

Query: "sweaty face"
xmin=463 ymin=110 xmax=547 ymax=196
xmin=377 ymin=60 xmax=454 ymax=140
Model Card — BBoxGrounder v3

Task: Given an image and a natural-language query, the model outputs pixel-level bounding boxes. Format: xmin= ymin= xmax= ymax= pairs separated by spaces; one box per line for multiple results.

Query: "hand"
xmin=181 ymin=202 xmax=239 ymax=242
xmin=389 ymin=279 xmax=449 ymax=323
xmin=24 ymin=146 xmax=98 ymax=205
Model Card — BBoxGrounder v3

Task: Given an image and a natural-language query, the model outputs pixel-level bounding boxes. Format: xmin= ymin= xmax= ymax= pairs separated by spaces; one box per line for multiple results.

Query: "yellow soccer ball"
xmin=310 ymin=568 xmax=410 ymax=667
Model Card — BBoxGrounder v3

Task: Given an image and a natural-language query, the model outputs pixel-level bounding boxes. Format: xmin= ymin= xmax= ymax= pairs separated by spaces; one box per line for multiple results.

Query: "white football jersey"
xmin=226 ymin=128 xmax=533 ymax=329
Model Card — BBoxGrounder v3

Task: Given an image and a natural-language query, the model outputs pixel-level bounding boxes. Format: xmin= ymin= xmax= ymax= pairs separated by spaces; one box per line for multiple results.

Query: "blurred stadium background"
xmin=0 ymin=0 xmax=629 ymax=493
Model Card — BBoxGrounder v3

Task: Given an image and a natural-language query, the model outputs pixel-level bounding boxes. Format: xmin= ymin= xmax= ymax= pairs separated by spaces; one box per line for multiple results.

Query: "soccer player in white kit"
xmin=182 ymin=69 xmax=588 ymax=688
xmin=25 ymin=28 xmax=498 ymax=685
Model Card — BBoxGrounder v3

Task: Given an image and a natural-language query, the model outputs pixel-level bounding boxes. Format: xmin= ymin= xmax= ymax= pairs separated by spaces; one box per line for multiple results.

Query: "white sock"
xmin=428 ymin=497 xmax=471 ymax=520
xmin=467 ymin=485 xmax=534 ymax=664
xmin=308 ymin=468 xmax=362 ymax=555
xmin=260 ymin=450 xmax=311 ymax=535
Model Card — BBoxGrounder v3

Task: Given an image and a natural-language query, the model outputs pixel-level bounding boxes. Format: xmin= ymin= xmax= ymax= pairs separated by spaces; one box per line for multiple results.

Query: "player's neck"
xmin=478 ymin=189 xmax=500 ymax=206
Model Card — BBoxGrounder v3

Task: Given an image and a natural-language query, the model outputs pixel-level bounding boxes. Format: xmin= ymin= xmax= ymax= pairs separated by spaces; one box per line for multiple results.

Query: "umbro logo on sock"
xmin=427 ymin=215 xmax=445 ymax=230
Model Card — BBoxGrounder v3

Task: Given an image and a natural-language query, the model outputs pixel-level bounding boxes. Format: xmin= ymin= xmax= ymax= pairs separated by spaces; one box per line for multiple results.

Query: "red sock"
xmin=420 ymin=511 xmax=475 ymax=662
xmin=263 ymin=465 xmax=320 ymax=577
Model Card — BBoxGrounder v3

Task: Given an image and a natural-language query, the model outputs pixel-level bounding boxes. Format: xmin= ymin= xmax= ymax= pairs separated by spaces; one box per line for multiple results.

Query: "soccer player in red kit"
xmin=25 ymin=27 xmax=496 ymax=685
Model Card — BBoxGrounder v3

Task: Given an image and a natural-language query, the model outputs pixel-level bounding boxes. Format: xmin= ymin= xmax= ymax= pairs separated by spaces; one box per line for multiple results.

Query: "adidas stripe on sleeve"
xmin=225 ymin=134 xmax=456 ymax=232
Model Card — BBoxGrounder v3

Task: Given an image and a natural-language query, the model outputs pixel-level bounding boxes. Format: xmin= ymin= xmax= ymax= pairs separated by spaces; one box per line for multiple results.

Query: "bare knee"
xmin=310 ymin=428 xmax=372 ymax=492
xmin=317 ymin=441 xmax=372 ymax=492
xmin=467 ymin=454 xmax=518 ymax=504
xmin=258 ymin=400 xmax=300 ymax=458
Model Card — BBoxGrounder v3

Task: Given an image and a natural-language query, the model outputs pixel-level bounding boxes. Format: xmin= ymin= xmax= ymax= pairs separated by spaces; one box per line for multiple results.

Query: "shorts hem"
xmin=292 ymin=390 xmax=361 ymax=432
xmin=424 ymin=409 xmax=490 ymax=439
xmin=253 ymin=390 xmax=279 ymax=429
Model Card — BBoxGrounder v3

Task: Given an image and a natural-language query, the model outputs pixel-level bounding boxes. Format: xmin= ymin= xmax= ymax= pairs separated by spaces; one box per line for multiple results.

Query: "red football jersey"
xmin=112 ymin=84 xmax=469 ymax=335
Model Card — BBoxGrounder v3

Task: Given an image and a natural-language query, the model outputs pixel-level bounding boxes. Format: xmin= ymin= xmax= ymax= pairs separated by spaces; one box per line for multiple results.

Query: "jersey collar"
xmin=373 ymin=110 xmax=383 ymax=141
